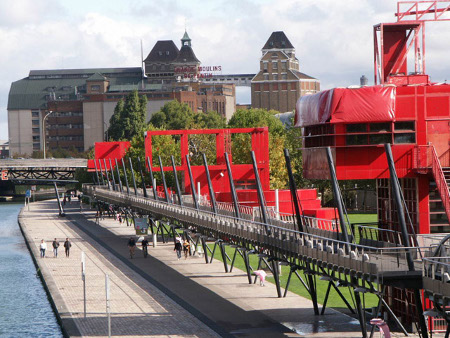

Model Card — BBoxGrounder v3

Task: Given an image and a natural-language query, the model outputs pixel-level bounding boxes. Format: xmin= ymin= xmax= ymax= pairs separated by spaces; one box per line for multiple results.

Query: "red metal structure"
xmin=145 ymin=128 xmax=270 ymax=195
xmin=87 ymin=141 xmax=131 ymax=171
xmin=295 ymin=1 xmax=450 ymax=331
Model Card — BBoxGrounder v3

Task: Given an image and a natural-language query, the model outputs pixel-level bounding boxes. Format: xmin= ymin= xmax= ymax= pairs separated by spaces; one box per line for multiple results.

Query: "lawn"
xmin=202 ymin=213 xmax=379 ymax=310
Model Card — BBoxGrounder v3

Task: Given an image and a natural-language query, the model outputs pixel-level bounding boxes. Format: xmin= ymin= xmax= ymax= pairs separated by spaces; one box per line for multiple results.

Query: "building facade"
xmin=7 ymin=31 xmax=236 ymax=157
xmin=251 ymin=31 xmax=320 ymax=112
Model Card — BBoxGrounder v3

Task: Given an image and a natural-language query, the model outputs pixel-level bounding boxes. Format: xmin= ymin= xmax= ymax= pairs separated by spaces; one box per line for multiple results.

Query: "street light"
xmin=42 ymin=110 xmax=55 ymax=159
xmin=104 ymin=122 xmax=109 ymax=142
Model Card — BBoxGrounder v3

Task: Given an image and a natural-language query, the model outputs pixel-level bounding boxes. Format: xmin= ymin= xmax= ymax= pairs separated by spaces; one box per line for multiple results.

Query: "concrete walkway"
xmin=19 ymin=199 xmax=388 ymax=337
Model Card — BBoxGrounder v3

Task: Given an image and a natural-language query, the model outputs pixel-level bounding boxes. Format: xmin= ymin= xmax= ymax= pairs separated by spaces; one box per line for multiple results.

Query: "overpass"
xmin=203 ymin=74 xmax=254 ymax=87
xmin=84 ymin=179 xmax=450 ymax=338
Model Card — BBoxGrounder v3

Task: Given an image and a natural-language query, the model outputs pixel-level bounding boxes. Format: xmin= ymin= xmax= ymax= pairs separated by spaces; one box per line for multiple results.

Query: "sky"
xmin=1 ymin=0 xmax=450 ymax=141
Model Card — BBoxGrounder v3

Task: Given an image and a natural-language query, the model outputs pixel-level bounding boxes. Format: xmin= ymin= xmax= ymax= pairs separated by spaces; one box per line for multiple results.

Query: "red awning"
xmin=294 ymin=86 xmax=396 ymax=127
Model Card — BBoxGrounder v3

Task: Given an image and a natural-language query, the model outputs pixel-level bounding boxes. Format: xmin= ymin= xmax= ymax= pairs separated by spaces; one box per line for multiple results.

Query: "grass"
xmin=203 ymin=213 xmax=379 ymax=310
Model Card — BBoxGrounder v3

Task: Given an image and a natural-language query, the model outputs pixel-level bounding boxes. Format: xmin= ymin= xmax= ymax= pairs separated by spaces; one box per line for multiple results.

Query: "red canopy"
xmin=294 ymin=86 xmax=396 ymax=127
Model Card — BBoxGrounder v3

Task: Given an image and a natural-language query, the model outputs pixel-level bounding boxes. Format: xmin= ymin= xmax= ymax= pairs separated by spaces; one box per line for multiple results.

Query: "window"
xmin=264 ymin=74 xmax=269 ymax=80
xmin=32 ymin=128 xmax=40 ymax=133
xmin=290 ymin=82 xmax=296 ymax=90
xmin=254 ymin=84 xmax=260 ymax=91
xmin=370 ymin=123 xmax=391 ymax=132
xmin=90 ymin=85 xmax=100 ymax=92
xmin=273 ymin=74 xmax=278 ymax=81
xmin=263 ymin=62 xmax=268 ymax=72
xmin=32 ymin=111 xmax=39 ymax=117
xmin=263 ymin=84 xmax=269 ymax=91
xmin=394 ymin=133 xmax=415 ymax=144
xmin=32 ymin=120 xmax=40 ymax=126
xmin=272 ymin=61 xmax=278 ymax=70
xmin=273 ymin=83 xmax=278 ymax=91
xmin=394 ymin=121 xmax=415 ymax=144
xmin=33 ymin=135 xmax=40 ymax=141
xmin=281 ymin=74 xmax=287 ymax=80
xmin=281 ymin=61 xmax=287 ymax=70
xmin=281 ymin=83 xmax=287 ymax=91
xmin=394 ymin=121 xmax=415 ymax=131
xmin=166 ymin=51 xmax=170 ymax=55
xmin=346 ymin=124 xmax=367 ymax=133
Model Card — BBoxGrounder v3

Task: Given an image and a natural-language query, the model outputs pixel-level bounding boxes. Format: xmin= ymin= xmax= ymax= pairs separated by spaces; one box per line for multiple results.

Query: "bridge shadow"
xmin=64 ymin=208 xmax=297 ymax=337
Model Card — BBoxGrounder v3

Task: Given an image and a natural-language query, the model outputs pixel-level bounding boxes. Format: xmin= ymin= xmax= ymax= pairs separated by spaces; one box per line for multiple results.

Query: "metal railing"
xmin=85 ymin=185 xmax=435 ymax=282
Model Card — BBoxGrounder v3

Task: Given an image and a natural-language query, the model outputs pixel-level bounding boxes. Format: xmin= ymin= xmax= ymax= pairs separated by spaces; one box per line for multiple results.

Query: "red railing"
xmin=430 ymin=146 xmax=450 ymax=222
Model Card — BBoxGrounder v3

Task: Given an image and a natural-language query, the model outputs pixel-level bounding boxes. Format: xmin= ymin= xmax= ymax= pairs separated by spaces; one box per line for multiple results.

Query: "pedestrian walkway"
xmin=20 ymin=199 xmax=415 ymax=337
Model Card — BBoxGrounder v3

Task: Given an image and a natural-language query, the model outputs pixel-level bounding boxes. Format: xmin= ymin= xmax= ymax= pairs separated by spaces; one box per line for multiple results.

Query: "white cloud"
xmin=1 ymin=0 xmax=449 ymax=142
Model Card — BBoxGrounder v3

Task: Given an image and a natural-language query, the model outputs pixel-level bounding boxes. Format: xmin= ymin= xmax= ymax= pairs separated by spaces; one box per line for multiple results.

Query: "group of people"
xmin=174 ymin=237 xmax=191 ymax=260
xmin=39 ymin=238 xmax=72 ymax=258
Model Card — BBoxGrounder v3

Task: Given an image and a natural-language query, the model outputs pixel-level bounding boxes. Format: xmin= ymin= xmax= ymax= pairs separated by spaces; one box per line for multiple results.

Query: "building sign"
xmin=1 ymin=170 xmax=8 ymax=181
xmin=174 ymin=65 xmax=222 ymax=79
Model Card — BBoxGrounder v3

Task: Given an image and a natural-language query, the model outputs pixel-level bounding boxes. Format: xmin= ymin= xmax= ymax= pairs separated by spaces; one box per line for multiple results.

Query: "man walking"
xmin=63 ymin=238 xmax=71 ymax=257
xmin=40 ymin=239 xmax=47 ymax=258
xmin=141 ymin=237 xmax=149 ymax=258
xmin=52 ymin=238 xmax=60 ymax=258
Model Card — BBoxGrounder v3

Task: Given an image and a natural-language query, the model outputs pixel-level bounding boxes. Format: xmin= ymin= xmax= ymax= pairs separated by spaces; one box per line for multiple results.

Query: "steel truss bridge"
xmin=83 ymin=147 xmax=450 ymax=338
xmin=0 ymin=158 xmax=87 ymax=185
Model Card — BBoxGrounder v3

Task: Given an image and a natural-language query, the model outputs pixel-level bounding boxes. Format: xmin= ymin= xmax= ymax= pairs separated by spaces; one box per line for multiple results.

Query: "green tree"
xmin=149 ymin=100 xmax=195 ymax=130
xmin=227 ymin=108 xmax=287 ymax=189
xmin=108 ymin=90 xmax=147 ymax=141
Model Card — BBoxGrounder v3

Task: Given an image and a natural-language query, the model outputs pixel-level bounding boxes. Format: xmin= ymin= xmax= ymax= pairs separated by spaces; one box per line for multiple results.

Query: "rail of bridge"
xmin=85 ymin=185 xmax=435 ymax=287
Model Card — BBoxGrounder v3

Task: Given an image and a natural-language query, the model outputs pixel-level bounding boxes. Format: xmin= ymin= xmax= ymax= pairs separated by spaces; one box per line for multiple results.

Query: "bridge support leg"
xmin=219 ymin=242 xmax=228 ymax=273
xmin=242 ymin=250 xmax=253 ymax=284
xmin=283 ymin=268 xmax=293 ymax=297
xmin=321 ymin=282 xmax=333 ymax=315
xmin=369 ymin=286 xmax=385 ymax=338
xmin=353 ymin=282 xmax=367 ymax=338
xmin=201 ymin=237 xmax=209 ymax=264
xmin=253 ymin=256 xmax=263 ymax=284
xmin=53 ymin=182 xmax=65 ymax=216
xmin=306 ymin=272 xmax=320 ymax=315
xmin=271 ymin=259 xmax=282 ymax=298
xmin=209 ymin=241 xmax=218 ymax=263
xmin=230 ymin=247 xmax=238 ymax=272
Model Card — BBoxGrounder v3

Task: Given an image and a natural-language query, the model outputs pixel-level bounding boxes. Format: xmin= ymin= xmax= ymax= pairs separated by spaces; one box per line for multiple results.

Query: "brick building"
xmin=8 ymin=31 xmax=236 ymax=156
xmin=251 ymin=31 xmax=320 ymax=112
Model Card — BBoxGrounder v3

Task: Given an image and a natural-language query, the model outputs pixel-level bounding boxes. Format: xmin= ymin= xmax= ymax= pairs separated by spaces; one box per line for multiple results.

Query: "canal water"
xmin=0 ymin=203 xmax=62 ymax=337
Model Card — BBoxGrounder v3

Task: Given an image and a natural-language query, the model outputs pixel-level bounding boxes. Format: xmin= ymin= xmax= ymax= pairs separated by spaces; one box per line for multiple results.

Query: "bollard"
xmin=152 ymin=233 xmax=157 ymax=248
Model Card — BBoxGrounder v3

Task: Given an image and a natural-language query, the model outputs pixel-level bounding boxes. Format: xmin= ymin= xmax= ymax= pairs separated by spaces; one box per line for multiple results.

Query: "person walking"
xmin=183 ymin=240 xmax=191 ymax=259
xmin=128 ymin=237 xmax=136 ymax=259
xmin=141 ymin=237 xmax=149 ymax=258
xmin=174 ymin=238 xmax=182 ymax=260
xmin=63 ymin=238 xmax=71 ymax=257
xmin=40 ymin=240 xmax=47 ymax=258
xmin=52 ymin=238 xmax=60 ymax=258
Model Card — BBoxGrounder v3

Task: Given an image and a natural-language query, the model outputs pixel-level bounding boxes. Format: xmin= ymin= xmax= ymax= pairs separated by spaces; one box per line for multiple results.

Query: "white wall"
xmin=8 ymin=109 xmax=33 ymax=156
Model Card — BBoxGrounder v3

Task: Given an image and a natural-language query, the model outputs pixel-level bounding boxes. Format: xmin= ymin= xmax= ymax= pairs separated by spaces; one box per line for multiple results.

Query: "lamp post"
xmin=104 ymin=122 xmax=108 ymax=142
xmin=42 ymin=111 xmax=55 ymax=159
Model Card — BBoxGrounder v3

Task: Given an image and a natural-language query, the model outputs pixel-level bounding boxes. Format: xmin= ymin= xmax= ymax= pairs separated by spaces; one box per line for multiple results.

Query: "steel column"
xmin=385 ymin=143 xmax=428 ymax=338
xmin=53 ymin=182 xmax=65 ymax=216
xmin=103 ymin=159 xmax=110 ymax=190
xmin=202 ymin=153 xmax=217 ymax=214
xmin=121 ymin=158 xmax=130 ymax=195
xmin=250 ymin=151 xmax=269 ymax=232
xmin=128 ymin=157 xmax=138 ymax=196
xmin=115 ymin=159 xmax=123 ymax=193
xmin=137 ymin=157 xmax=147 ymax=198
xmin=283 ymin=148 xmax=304 ymax=233
xmin=185 ymin=155 xmax=199 ymax=210
xmin=146 ymin=156 xmax=157 ymax=200
xmin=225 ymin=152 xmax=240 ymax=219
xmin=94 ymin=160 xmax=101 ymax=185
xmin=171 ymin=156 xmax=183 ymax=206
xmin=109 ymin=159 xmax=116 ymax=191
xmin=158 ymin=156 xmax=170 ymax=204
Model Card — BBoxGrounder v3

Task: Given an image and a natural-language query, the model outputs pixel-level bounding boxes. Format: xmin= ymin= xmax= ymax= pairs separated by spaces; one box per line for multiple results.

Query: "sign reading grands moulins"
xmin=174 ymin=66 xmax=222 ymax=79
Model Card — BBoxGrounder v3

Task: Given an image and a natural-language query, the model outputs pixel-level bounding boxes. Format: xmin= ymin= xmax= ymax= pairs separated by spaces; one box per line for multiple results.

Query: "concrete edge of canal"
xmin=17 ymin=207 xmax=80 ymax=338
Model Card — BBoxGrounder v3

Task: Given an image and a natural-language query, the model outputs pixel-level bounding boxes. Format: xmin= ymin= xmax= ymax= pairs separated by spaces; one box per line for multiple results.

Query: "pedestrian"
xmin=254 ymin=270 xmax=267 ymax=286
xmin=63 ymin=195 xmax=66 ymax=205
xmin=141 ymin=237 xmax=149 ymax=258
xmin=52 ymin=238 xmax=60 ymax=258
xmin=68 ymin=193 xmax=71 ymax=204
xmin=63 ymin=238 xmax=71 ymax=257
xmin=118 ymin=213 xmax=123 ymax=224
xmin=40 ymin=239 xmax=47 ymax=258
xmin=183 ymin=240 xmax=190 ymax=259
xmin=128 ymin=237 xmax=136 ymax=259
xmin=174 ymin=238 xmax=182 ymax=260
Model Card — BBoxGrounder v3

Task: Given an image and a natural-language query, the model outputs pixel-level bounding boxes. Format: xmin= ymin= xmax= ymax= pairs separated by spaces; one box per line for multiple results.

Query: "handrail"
xmin=85 ymin=185 xmax=435 ymax=274
xmin=430 ymin=146 xmax=450 ymax=222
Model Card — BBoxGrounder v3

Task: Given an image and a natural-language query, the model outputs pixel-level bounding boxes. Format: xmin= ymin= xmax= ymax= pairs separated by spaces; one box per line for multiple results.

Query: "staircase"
xmin=429 ymin=148 xmax=450 ymax=229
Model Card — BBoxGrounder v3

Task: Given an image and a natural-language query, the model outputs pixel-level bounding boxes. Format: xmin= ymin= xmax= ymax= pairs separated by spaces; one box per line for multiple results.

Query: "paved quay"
xmin=19 ymin=199 xmax=418 ymax=337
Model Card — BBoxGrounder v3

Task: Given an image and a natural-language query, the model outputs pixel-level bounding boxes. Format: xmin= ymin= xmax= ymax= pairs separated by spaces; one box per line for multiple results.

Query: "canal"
xmin=0 ymin=203 xmax=62 ymax=337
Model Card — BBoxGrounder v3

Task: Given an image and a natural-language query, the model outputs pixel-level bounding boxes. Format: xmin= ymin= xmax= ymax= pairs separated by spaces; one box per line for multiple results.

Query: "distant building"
xmin=251 ymin=31 xmax=320 ymax=112
xmin=7 ymin=31 xmax=236 ymax=156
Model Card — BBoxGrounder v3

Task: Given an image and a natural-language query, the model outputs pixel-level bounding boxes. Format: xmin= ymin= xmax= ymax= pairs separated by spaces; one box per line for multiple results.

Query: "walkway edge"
xmin=18 ymin=208 xmax=81 ymax=338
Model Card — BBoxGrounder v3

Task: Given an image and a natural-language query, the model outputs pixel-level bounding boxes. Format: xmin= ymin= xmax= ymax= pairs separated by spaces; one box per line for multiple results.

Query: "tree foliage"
xmin=108 ymin=90 xmax=147 ymax=141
